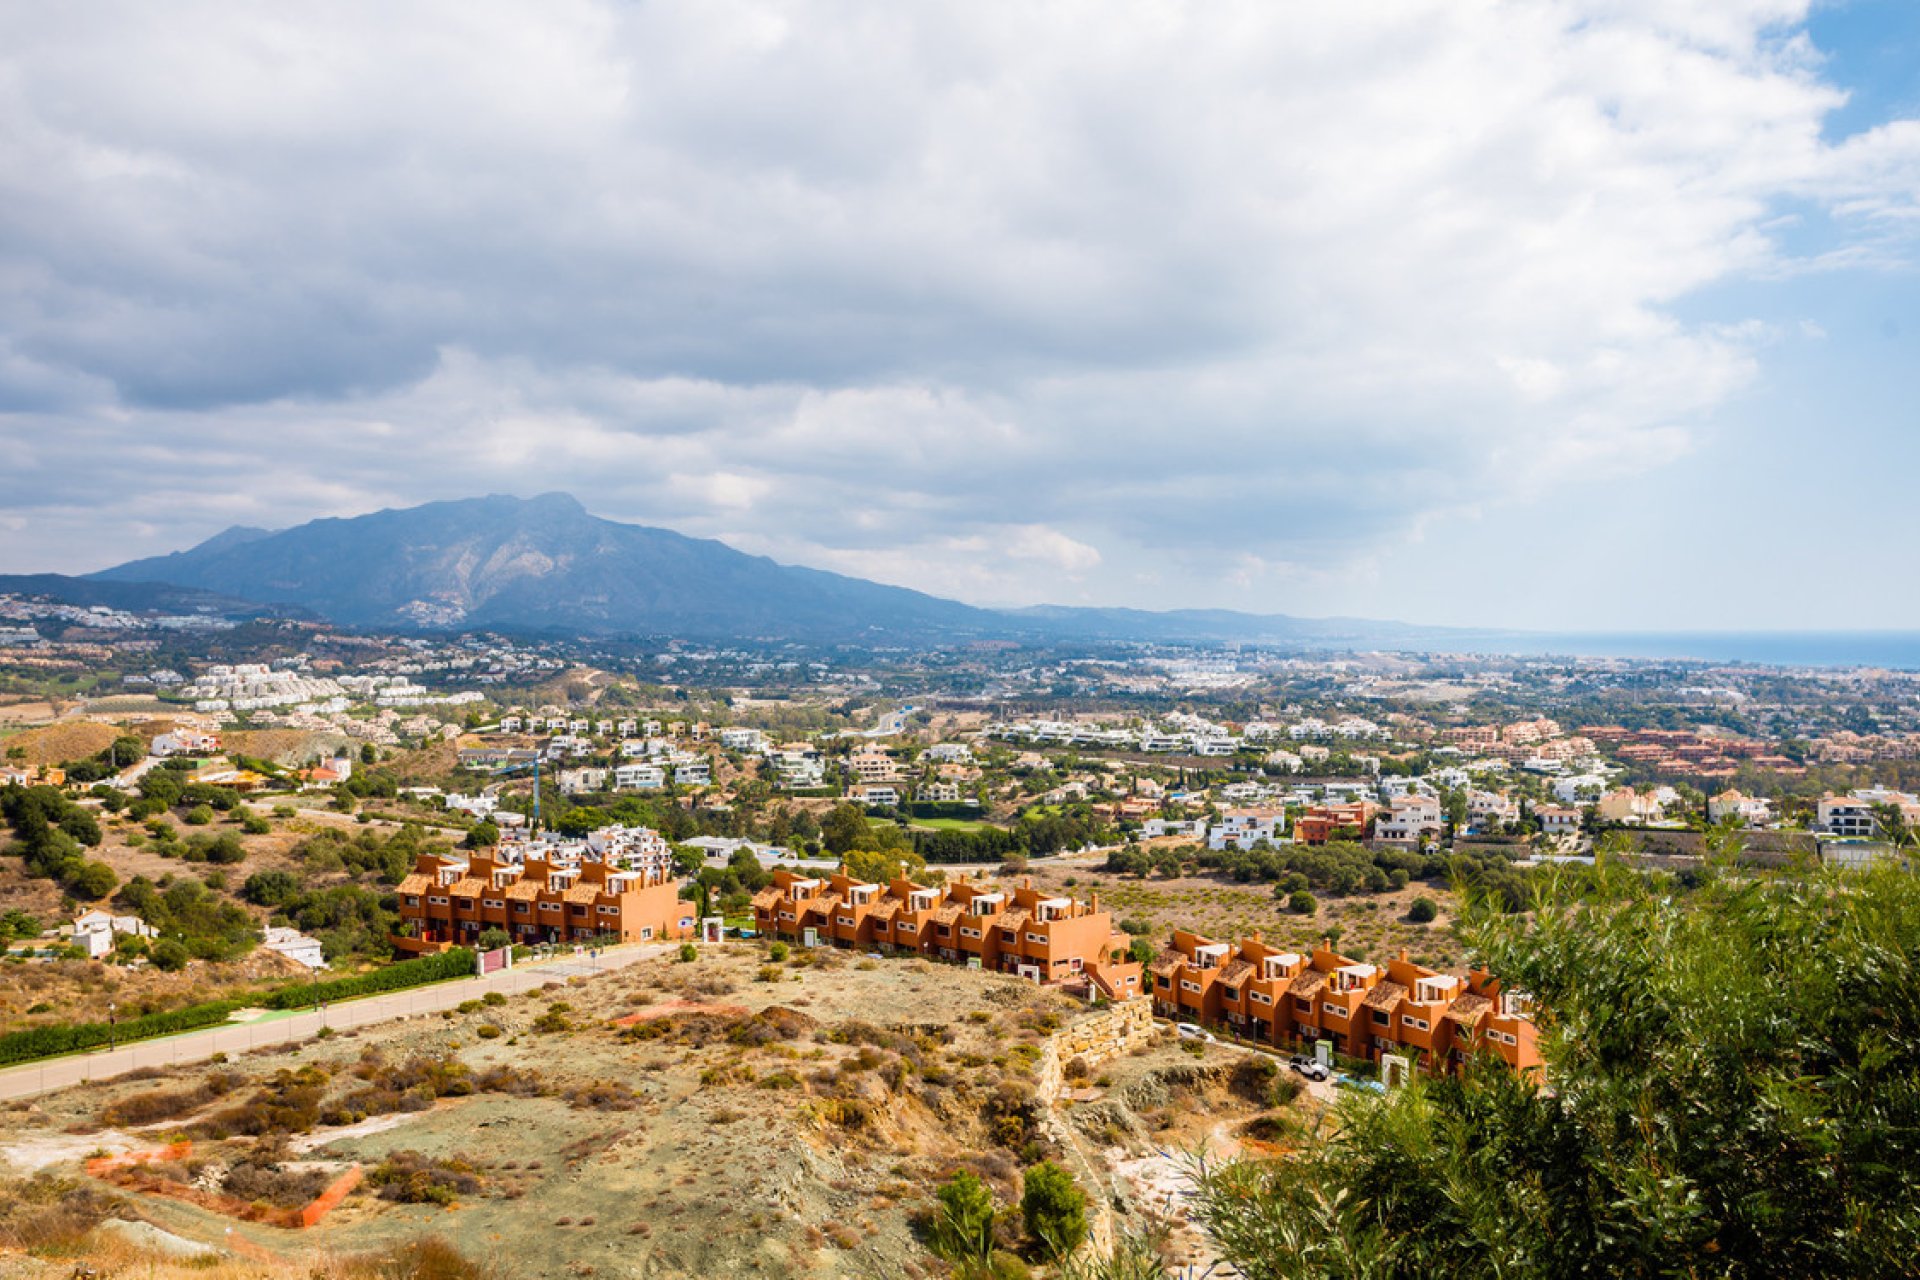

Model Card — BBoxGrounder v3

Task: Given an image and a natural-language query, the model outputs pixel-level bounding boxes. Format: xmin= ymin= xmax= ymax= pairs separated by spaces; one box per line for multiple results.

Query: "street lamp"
xmin=108 ymin=1001 xmax=117 ymax=1052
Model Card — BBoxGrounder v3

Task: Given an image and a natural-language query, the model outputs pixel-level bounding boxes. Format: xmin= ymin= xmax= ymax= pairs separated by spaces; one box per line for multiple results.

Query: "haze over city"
xmin=4 ymin=1 xmax=1919 ymax=632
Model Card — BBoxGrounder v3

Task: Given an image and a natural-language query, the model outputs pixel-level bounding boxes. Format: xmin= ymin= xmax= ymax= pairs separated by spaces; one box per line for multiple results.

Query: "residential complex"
xmin=752 ymin=869 xmax=1143 ymax=1000
xmin=394 ymin=851 xmax=693 ymax=952
xmin=1149 ymin=930 xmax=1541 ymax=1078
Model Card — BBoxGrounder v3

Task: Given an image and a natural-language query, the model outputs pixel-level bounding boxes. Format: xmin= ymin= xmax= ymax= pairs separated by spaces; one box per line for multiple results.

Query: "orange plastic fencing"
xmin=84 ymin=1139 xmax=191 ymax=1177
xmin=297 ymin=1164 xmax=364 ymax=1227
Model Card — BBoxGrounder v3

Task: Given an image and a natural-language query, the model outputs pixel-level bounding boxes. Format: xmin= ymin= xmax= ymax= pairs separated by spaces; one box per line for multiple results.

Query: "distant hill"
xmin=0 ymin=573 xmax=295 ymax=620
xmin=93 ymin=493 xmax=1000 ymax=641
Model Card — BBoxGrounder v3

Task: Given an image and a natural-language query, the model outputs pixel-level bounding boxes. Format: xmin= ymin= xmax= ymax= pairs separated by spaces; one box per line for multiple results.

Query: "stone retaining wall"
xmin=1034 ymin=998 xmax=1160 ymax=1259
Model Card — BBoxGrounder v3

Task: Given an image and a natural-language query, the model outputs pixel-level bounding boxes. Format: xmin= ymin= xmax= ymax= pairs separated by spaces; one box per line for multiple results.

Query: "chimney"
xmin=1089 ymin=893 xmax=1100 ymax=913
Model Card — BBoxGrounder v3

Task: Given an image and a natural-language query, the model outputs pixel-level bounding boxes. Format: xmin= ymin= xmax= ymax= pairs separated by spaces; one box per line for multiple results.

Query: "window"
xmin=640 ymin=928 xmax=653 ymax=940
xmin=961 ymin=927 xmax=981 ymax=939
xmin=1224 ymin=987 xmax=1241 ymax=1001
xmin=839 ymin=917 xmax=856 ymax=928
xmin=1026 ymin=932 xmax=1047 ymax=945
xmin=1251 ymin=991 xmax=1272 ymax=1005
xmin=1295 ymin=998 xmax=1313 ymax=1013
xmin=1181 ymin=980 xmax=1203 ymax=994
xmin=1402 ymin=1016 xmax=1430 ymax=1032
xmin=1372 ymin=1011 xmax=1391 ymax=1027
xmin=429 ymin=896 xmax=449 ymax=906
xmin=513 ymin=903 xmax=529 ymax=915
xmin=1157 ymin=975 xmax=1170 ymax=989
xmin=405 ymin=896 xmax=420 ymax=907
xmin=1323 ymin=1003 xmax=1347 ymax=1019
xmin=484 ymin=898 xmax=504 ymax=910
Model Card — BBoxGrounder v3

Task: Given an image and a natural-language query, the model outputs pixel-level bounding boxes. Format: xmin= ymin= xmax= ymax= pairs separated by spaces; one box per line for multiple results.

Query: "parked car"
xmin=1287 ymin=1053 xmax=1330 ymax=1081
xmin=1175 ymin=1022 xmax=1217 ymax=1043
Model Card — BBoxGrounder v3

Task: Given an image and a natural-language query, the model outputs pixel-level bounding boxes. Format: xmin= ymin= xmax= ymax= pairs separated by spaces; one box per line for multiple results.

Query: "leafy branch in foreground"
xmin=1189 ymin=857 xmax=1920 ymax=1278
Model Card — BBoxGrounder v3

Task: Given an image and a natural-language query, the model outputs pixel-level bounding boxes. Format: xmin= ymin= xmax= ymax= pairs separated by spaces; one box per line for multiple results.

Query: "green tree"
xmin=477 ymin=927 xmax=510 ymax=951
xmin=1021 ymin=1161 xmax=1087 ymax=1260
xmin=1407 ymin=895 xmax=1438 ymax=923
xmin=820 ymin=803 xmax=870 ymax=855
xmin=64 ymin=860 xmax=118 ymax=900
xmin=1192 ymin=859 xmax=1920 ymax=1278
xmin=149 ymin=938 xmax=189 ymax=971
xmin=932 ymin=1168 xmax=998 ymax=1264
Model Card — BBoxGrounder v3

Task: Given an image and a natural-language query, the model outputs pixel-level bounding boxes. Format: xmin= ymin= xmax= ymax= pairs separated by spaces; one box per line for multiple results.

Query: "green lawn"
xmin=868 ymin=814 xmax=995 ymax=833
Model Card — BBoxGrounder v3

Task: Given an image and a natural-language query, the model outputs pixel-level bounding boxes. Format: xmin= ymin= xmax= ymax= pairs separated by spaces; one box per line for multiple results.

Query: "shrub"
xmin=184 ymin=805 xmax=215 ymax=826
xmin=476 ymin=927 xmax=510 ymax=951
xmin=769 ymin=941 xmax=790 ymax=963
xmin=150 ymin=938 xmax=190 ymax=972
xmin=1021 ymin=1161 xmax=1087 ymax=1260
xmin=1287 ymin=891 xmax=1317 ymax=915
xmin=930 ymin=1169 xmax=997 ymax=1263
xmin=368 ymin=1150 xmax=483 ymax=1206
xmin=1408 ymin=895 xmax=1439 ymax=923
xmin=259 ymin=947 xmax=474 ymax=1009
xmin=679 ymin=942 xmax=698 ymax=963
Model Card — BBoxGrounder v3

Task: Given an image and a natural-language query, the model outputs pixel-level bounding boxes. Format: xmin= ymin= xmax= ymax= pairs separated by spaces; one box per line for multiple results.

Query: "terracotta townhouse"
xmin=394 ymin=852 xmax=693 ymax=953
xmin=1149 ymin=929 xmax=1540 ymax=1078
xmin=752 ymin=868 xmax=1144 ymax=999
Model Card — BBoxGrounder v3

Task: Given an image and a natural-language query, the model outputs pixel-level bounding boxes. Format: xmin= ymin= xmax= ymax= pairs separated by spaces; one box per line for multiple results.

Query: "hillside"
xmin=0 ymin=944 xmax=1291 ymax=1278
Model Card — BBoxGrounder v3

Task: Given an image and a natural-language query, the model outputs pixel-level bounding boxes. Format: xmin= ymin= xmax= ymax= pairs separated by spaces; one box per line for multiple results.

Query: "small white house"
xmin=262 ymin=926 xmax=328 ymax=970
xmin=71 ymin=910 xmax=156 ymax=959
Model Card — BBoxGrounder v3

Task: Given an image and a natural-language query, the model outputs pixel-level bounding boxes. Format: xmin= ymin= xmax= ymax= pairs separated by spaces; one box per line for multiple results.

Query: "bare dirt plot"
xmin=1 ymin=944 xmax=1113 ymax=1279
xmin=1023 ymin=864 xmax=1466 ymax=968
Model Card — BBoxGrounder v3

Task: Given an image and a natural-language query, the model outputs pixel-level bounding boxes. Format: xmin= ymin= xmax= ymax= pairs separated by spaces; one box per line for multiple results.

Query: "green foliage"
xmin=0 ymin=990 xmax=242 ymax=1063
xmin=65 ymin=860 xmax=118 ymax=900
xmin=1021 ymin=1161 xmax=1087 ymax=1260
xmin=477 ymin=927 xmax=510 ymax=951
xmin=183 ymin=804 xmax=215 ymax=826
xmin=114 ymin=876 xmax=258 ymax=961
xmin=294 ymin=823 xmax=440 ymax=885
xmin=271 ymin=882 xmax=402 ymax=961
xmin=149 ymin=938 xmax=189 ymax=971
xmin=1407 ymin=895 xmax=1438 ymax=923
xmin=678 ymin=942 xmax=698 ymax=963
xmin=259 ymin=947 xmax=474 ymax=1009
xmin=242 ymin=869 xmax=301 ymax=907
xmin=931 ymin=1168 xmax=998 ymax=1263
xmin=1286 ymin=890 xmax=1316 ymax=915
xmin=1127 ymin=936 xmax=1156 ymax=965
xmin=768 ymin=941 xmax=789 ymax=963
xmin=1190 ymin=860 xmax=1920 ymax=1278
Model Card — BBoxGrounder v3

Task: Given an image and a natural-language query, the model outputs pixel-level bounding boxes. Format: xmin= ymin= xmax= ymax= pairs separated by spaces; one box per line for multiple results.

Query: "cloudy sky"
xmin=2 ymin=1 xmax=1917 ymax=630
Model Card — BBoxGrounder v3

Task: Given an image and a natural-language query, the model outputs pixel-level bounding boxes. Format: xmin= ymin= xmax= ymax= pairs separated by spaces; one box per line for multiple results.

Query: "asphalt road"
xmin=0 ymin=941 xmax=672 ymax=1102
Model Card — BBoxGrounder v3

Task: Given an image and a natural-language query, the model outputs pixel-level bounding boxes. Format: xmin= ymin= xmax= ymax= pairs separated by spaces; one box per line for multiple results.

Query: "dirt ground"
xmin=5 ymin=944 xmax=1231 ymax=1280
xmin=1023 ymin=863 xmax=1466 ymax=969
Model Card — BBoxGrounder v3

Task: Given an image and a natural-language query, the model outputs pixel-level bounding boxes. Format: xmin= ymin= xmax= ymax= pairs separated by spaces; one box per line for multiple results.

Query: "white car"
xmin=1175 ymin=1022 xmax=1217 ymax=1043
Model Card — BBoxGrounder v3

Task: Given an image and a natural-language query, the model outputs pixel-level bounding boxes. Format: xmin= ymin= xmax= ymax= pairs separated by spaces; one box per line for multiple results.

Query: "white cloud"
xmin=0 ymin=0 xmax=1915 ymax=611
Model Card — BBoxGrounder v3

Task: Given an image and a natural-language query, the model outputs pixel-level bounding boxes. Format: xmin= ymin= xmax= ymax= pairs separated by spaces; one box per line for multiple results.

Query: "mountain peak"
xmin=88 ymin=493 xmax=987 ymax=640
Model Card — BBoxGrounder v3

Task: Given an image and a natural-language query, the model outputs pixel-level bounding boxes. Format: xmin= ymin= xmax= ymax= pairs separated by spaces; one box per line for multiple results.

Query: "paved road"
xmin=0 ymin=942 xmax=672 ymax=1102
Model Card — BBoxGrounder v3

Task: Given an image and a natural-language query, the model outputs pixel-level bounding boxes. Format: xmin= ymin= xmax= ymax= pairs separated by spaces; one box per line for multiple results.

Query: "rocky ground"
xmin=0 ymin=942 xmax=1311 ymax=1279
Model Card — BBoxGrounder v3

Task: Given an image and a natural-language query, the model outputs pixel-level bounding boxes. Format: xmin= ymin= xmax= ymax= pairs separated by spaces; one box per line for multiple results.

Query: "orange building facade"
xmin=751 ymin=869 xmax=1143 ymax=999
xmin=1149 ymin=929 xmax=1541 ymax=1078
xmin=393 ymin=852 xmax=693 ymax=953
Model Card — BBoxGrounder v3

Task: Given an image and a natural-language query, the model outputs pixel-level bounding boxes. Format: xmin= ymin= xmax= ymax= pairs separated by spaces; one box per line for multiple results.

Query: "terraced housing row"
xmin=393 ymin=852 xmax=694 ymax=952
xmin=1150 ymin=929 xmax=1542 ymax=1076
xmin=751 ymin=869 xmax=1145 ymax=1000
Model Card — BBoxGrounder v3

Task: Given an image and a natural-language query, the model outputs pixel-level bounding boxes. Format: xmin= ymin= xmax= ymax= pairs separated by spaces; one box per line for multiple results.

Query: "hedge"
xmin=0 ymin=998 xmax=247 ymax=1066
xmin=0 ymin=947 xmax=476 ymax=1066
xmin=260 ymin=948 xmax=475 ymax=1009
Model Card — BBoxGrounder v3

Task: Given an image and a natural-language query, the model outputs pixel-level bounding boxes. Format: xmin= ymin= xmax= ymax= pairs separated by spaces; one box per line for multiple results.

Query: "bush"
xmin=1408 ymin=895 xmax=1439 ymax=923
xmin=931 ymin=1169 xmax=997 ymax=1262
xmin=184 ymin=805 xmax=215 ymax=826
xmin=1021 ymin=1161 xmax=1087 ymax=1260
xmin=476 ymin=928 xmax=510 ymax=951
xmin=769 ymin=941 xmax=790 ymax=962
xmin=1287 ymin=890 xmax=1317 ymax=915
xmin=679 ymin=942 xmax=698 ymax=963
xmin=150 ymin=938 xmax=190 ymax=971
xmin=260 ymin=948 xmax=474 ymax=1009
